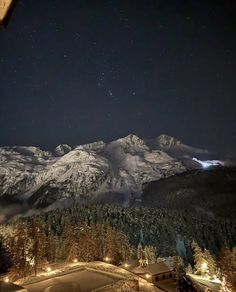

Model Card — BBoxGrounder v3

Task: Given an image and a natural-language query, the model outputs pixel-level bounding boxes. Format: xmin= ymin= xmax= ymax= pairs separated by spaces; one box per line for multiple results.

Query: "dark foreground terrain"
xmin=142 ymin=167 xmax=236 ymax=217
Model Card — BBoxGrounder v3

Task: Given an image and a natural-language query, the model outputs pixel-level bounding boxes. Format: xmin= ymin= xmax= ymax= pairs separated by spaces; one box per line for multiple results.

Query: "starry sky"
xmin=0 ymin=0 xmax=236 ymax=155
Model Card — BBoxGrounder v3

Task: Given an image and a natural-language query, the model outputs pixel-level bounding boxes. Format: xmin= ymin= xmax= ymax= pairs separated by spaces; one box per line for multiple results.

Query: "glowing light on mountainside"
xmin=193 ymin=157 xmax=224 ymax=169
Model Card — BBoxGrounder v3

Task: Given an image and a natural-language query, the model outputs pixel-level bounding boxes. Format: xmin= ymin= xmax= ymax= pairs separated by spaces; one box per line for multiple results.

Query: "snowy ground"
xmin=188 ymin=274 xmax=221 ymax=292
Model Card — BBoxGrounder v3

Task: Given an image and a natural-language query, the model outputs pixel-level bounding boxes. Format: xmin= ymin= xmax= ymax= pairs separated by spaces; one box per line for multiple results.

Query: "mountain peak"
xmin=54 ymin=144 xmax=72 ymax=156
xmin=156 ymin=134 xmax=181 ymax=148
xmin=76 ymin=141 xmax=106 ymax=151
xmin=117 ymin=134 xmax=147 ymax=146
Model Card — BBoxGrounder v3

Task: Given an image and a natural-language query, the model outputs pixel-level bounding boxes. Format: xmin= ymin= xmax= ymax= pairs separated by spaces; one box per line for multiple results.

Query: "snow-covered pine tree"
xmin=203 ymin=248 xmax=216 ymax=278
xmin=137 ymin=242 xmax=143 ymax=262
xmin=191 ymin=240 xmax=206 ymax=275
xmin=173 ymin=255 xmax=185 ymax=280
xmin=10 ymin=222 xmax=31 ymax=278
xmin=27 ymin=217 xmax=47 ymax=276
xmin=45 ymin=232 xmax=57 ymax=263
xmin=63 ymin=224 xmax=80 ymax=262
xmin=219 ymin=247 xmax=236 ymax=291
xmin=144 ymin=245 xmax=157 ymax=264
xmin=82 ymin=225 xmax=99 ymax=261
xmin=104 ymin=225 xmax=117 ymax=263
xmin=103 ymin=225 xmax=131 ymax=264
xmin=117 ymin=229 xmax=131 ymax=262
xmin=186 ymin=263 xmax=193 ymax=274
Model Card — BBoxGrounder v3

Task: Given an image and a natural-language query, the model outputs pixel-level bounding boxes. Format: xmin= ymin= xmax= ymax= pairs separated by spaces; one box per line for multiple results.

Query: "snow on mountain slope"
xmin=0 ymin=135 xmax=186 ymax=207
xmin=147 ymin=134 xmax=211 ymax=169
xmin=27 ymin=147 xmax=111 ymax=207
xmin=105 ymin=134 xmax=185 ymax=197
xmin=54 ymin=144 xmax=72 ymax=156
xmin=0 ymin=146 xmax=55 ymax=195
xmin=155 ymin=134 xmax=209 ymax=156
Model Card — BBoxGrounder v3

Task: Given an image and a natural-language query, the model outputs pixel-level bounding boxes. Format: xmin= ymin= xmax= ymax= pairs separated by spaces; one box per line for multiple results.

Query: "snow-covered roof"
xmin=121 ymin=259 xmax=139 ymax=270
xmin=0 ymin=281 xmax=27 ymax=291
xmin=147 ymin=262 xmax=172 ymax=275
xmin=132 ymin=262 xmax=172 ymax=276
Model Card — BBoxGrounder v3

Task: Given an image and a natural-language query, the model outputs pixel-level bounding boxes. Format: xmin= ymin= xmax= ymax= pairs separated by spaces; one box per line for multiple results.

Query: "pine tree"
xmin=10 ymin=222 xmax=31 ymax=278
xmin=27 ymin=217 xmax=47 ymax=276
xmin=219 ymin=247 xmax=236 ymax=291
xmin=203 ymin=249 xmax=216 ymax=278
xmin=0 ymin=237 xmax=11 ymax=274
xmin=63 ymin=224 xmax=80 ymax=262
xmin=137 ymin=243 xmax=143 ymax=262
xmin=76 ymin=225 xmax=97 ymax=262
xmin=144 ymin=245 xmax=157 ymax=264
xmin=45 ymin=232 xmax=57 ymax=263
xmin=186 ymin=263 xmax=193 ymax=274
xmin=173 ymin=255 xmax=185 ymax=281
xmin=191 ymin=241 xmax=206 ymax=275
xmin=137 ymin=243 xmax=146 ymax=266
xmin=104 ymin=225 xmax=118 ymax=263
xmin=103 ymin=225 xmax=131 ymax=264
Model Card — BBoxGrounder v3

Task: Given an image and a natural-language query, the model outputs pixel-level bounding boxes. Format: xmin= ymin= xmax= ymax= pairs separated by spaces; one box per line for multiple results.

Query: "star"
xmin=75 ymin=33 xmax=80 ymax=40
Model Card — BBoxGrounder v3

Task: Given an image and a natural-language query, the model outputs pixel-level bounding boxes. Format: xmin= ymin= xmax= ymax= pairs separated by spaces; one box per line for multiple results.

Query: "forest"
xmin=0 ymin=204 xmax=235 ymax=290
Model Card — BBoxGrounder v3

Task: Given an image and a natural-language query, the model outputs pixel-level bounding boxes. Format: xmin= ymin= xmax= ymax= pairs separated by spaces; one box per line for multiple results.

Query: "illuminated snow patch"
xmin=193 ymin=158 xmax=224 ymax=169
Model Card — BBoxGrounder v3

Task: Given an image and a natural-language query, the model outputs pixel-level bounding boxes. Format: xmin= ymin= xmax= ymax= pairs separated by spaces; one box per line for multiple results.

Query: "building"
xmin=132 ymin=261 xmax=174 ymax=285
xmin=0 ymin=0 xmax=17 ymax=28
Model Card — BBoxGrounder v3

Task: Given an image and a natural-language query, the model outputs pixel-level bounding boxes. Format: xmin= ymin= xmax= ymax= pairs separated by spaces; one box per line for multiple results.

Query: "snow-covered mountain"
xmin=147 ymin=134 xmax=211 ymax=169
xmin=152 ymin=134 xmax=209 ymax=158
xmin=0 ymin=134 xmax=211 ymax=208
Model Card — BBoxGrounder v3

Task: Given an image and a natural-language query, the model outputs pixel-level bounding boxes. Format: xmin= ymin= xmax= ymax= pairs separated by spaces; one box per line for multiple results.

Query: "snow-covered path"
xmin=189 ymin=274 xmax=221 ymax=292
xmin=24 ymin=269 xmax=118 ymax=292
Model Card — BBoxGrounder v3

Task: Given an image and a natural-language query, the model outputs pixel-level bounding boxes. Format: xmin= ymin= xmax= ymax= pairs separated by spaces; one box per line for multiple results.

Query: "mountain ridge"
xmin=0 ymin=134 xmax=226 ymax=210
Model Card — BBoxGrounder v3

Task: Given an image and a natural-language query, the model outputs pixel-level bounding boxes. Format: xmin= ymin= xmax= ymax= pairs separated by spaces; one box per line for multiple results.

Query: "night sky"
xmin=0 ymin=0 xmax=236 ymax=155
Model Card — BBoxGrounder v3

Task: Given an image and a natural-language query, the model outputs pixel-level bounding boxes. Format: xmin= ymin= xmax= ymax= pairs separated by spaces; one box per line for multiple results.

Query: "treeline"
xmin=0 ymin=218 xmax=131 ymax=278
xmin=40 ymin=204 xmax=235 ymax=258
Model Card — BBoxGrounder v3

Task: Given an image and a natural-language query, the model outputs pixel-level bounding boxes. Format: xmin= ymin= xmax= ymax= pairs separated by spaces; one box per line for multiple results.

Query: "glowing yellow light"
xmin=124 ymin=263 xmax=128 ymax=268
xmin=105 ymin=257 xmax=109 ymax=262
xmin=4 ymin=277 xmax=9 ymax=283
xmin=145 ymin=273 xmax=151 ymax=279
xmin=0 ymin=0 xmax=14 ymax=22
xmin=201 ymin=262 xmax=208 ymax=270
xmin=73 ymin=259 xmax=78 ymax=263
xmin=212 ymin=275 xmax=221 ymax=283
xmin=46 ymin=267 xmax=52 ymax=272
